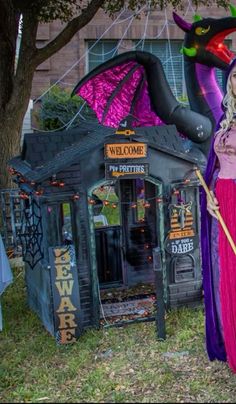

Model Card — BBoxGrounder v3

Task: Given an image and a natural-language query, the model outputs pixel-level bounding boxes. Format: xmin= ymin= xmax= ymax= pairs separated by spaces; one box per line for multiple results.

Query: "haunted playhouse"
xmin=8 ymin=119 xmax=207 ymax=343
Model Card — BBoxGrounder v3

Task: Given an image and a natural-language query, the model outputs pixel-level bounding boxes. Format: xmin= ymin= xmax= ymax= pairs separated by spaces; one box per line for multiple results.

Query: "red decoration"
xmin=35 ymin=189 xmax=44 ymax=196
xmin=19 ymin=192 xmax=29 ymax=200
xmin=88 ymin=198 xmax=96 ymax=205
xmin=50 ymin=175 xmax=65 ymax=187
xmin=144 ymin=201 xmax=151 ymax=208
xmin=184 ymin=178 xmax=191 ymax=184
xmin=50 ymin=179 xmax=58 ymax=186
xmin=173 ymin=189 xmax=180 ymax=196
xmin=8 ymin=167 xmax=17 ymax=175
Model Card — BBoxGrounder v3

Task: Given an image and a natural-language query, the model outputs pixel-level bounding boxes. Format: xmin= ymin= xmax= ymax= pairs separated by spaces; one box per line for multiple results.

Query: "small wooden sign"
xmin=105 ymin=143 xmax=147 ymax=159
xmin=49 ymin=245 xmax=82 ymax=344
xmin=105 ymin=163 xmax=149 ymax=179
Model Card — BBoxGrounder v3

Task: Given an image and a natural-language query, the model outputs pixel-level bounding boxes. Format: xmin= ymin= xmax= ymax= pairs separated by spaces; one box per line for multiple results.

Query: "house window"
xmin=134 ymin=39 xmax=232 ymax=100
xmin=134 ymin=40 xmax=185 ymax=101
xmin=92 ymin=183 xmax=120 ymax=227
xmin=87 ymin=41 xmax=118 ymax=72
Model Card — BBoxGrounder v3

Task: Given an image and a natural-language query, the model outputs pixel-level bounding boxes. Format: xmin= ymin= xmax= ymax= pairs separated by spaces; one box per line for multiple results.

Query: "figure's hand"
xmin=207 ymin=191 xmax=219 ymax=219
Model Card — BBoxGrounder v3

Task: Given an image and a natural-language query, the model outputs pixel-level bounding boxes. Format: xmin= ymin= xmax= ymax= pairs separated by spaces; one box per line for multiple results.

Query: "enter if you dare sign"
xmin=165 ymin=236 xmax=199 ymax=256
xmin=165 ymin=201 xmax=198 ymax=256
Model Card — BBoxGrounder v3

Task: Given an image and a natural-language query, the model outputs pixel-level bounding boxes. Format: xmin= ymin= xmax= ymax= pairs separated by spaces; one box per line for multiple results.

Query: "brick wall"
xmin=32 ymin=5 xmax=236 ymax=100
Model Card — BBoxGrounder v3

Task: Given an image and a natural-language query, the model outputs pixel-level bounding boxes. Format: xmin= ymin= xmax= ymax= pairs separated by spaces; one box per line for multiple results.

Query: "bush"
xmin=36 ymin=85 xmax=94 ymax=131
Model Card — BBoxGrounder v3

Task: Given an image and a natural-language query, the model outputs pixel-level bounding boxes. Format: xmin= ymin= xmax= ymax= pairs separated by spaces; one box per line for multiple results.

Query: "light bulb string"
xmin=88 ymin=195 xmax=198 ymax=207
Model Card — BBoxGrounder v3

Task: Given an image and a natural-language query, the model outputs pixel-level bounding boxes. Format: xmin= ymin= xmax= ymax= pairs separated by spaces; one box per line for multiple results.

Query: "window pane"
xmin=47 ymin=202 xmax=73 ymax=246
xmin=136 ymin=179 xmax=145 ymax=223
xmin=61 ymin=203 xmax=73 ymax=245
xmin=134 ymin=40 xmax=184 ymax=100
xmin=92 ymin=183 xmax=120 ymax=227
xmin=87 ymin=41 xmax=118 ymax=72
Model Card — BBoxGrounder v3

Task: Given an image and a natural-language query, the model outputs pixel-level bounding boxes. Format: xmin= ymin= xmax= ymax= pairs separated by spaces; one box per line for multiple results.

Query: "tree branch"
xmin=34 ymin=0 xmax=105 ymax=66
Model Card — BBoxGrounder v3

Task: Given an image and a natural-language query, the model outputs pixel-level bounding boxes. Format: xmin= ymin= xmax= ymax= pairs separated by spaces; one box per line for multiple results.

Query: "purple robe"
xmin=201 ymin=133 xmax=226 ymax=361
xmin=201 ymin=58 xmax=236 ymax=362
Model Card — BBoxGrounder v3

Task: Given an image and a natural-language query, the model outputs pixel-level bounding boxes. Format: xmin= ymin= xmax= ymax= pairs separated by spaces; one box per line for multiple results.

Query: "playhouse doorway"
xmin=92 ymin=178 xmax=159 ymax=289
xmin=119 ymin=178 xmax=158 ymax=287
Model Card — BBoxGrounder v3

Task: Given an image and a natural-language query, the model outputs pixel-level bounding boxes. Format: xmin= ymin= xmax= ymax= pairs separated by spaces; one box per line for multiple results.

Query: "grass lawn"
xmin=0 ymin=267 xmax=236 ymax=403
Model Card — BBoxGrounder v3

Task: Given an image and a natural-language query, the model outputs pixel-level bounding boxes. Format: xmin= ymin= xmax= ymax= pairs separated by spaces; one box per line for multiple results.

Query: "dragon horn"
xmin=181 ymin=47 xmax=197 ymax=57
xmin=173 ymin=11 xmax=192 ymax=32
xmin=193 ymin=14 xmax=203 ymax=22
xmin=230 ymin=4 xmax=236 ymax=17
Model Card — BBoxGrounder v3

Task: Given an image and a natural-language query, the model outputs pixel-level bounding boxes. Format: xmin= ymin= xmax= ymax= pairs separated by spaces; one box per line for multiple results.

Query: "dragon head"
xmin=173 ymin=4 xmax=236 ymax=69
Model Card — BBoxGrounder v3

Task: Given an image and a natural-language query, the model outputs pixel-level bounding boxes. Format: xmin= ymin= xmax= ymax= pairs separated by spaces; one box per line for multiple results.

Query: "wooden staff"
xmin=194 ymin=167 xmax=236 ymax=255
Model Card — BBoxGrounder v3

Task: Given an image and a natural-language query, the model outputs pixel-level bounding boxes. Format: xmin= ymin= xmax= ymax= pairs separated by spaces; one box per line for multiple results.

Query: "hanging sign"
xmin=164 ymin=201 xmax=198 ymax=255
xmin=105 ymin=163 xmax=149 ymax=179
xmin=49 ymin=245 xmax=82 ymax=344
xmin=105 ymin=143 xmax=147 ymax=159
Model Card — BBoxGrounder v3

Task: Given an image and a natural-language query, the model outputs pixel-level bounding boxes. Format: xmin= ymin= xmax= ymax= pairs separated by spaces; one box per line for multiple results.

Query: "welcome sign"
xmin=49 ymin=246 xmax=82 ymax=344
xmin=105 ymin=143 xmax=147 ymax=159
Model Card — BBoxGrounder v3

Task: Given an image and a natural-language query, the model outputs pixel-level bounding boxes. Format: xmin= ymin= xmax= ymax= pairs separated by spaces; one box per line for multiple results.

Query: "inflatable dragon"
xmin=174 ymin=4 xmax=236 ymax=130
xmin=72 ymin=6 xmax=236 ymax=153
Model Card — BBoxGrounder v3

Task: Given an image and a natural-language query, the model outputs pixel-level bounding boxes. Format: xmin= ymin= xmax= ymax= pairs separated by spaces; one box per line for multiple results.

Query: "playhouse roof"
xmin=9 ymin=121 xmax=206 ymax=183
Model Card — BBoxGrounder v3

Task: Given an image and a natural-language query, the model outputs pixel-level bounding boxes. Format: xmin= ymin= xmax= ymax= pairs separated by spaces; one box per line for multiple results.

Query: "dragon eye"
xmin=195 ymin=26 xmax=210 ymax=35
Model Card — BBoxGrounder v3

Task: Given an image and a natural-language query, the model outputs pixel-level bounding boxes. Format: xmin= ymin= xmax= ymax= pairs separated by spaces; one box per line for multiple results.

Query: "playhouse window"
xmin=47 ymin=202 xmax=73 ymax=246
xmin=61 ymin=203 xmax=73 ymax=245
xmin=135 ymin=179 xmax=145 ymax=223
xmin=92 ymin=183 xmax=120 ymax=227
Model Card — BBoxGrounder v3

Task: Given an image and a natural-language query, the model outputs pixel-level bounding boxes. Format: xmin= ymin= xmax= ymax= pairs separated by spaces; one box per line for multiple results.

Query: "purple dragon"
xmin=72 ymin=6 xmax=236 ymax=153
xmin=173 ymin=4 xmax=236 ymax=131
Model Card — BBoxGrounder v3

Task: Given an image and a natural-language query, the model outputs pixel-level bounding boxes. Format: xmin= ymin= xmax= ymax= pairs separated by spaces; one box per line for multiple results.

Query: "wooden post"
xmin=153 ymin=247 xmax=166 ymax=340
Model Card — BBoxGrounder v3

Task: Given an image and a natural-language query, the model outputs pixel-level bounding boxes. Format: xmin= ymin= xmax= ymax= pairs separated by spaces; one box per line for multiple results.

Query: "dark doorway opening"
xmin=92 ymin=182 xmax=123 ymax=287
xmin=92 ymin=178 xmax=160 ymax=326
xmin=119 ymin=178 xmax=158 ymax=287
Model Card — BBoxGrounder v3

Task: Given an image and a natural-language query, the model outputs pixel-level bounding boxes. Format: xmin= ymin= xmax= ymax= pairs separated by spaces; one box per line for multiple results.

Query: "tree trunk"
xmin=0 ymin=115 xmax=22 ymax=189
xmin=0 ymin=72 xmax=35 ymax=190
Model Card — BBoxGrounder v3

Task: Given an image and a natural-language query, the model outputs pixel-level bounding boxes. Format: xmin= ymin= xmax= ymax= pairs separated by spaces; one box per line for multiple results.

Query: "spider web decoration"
xmin=19 ymin=198 xmax=44 ymax=269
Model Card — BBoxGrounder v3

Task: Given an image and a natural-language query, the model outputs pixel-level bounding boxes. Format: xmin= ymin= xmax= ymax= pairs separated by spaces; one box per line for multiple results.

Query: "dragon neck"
xmin=184 ymin=60 xmax=223 ymax=129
